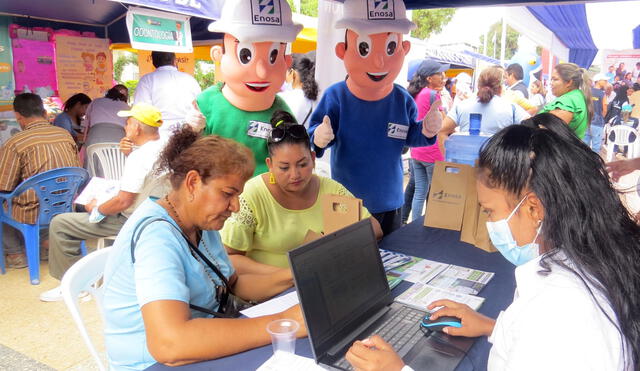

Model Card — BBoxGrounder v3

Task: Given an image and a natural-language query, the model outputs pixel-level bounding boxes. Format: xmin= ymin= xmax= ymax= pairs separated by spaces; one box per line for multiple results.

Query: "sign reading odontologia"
xmin=126 ymin=7 xmax=193 ymax=53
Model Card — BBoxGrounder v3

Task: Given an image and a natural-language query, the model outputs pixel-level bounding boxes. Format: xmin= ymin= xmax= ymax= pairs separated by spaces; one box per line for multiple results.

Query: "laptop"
xmin=288 ymin=219 xmax=474 ymax=371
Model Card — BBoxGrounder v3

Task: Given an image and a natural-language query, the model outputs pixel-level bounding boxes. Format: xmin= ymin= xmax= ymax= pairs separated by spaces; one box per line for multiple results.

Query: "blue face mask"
xmin=486 ymin=196 xmax=542 ymax=266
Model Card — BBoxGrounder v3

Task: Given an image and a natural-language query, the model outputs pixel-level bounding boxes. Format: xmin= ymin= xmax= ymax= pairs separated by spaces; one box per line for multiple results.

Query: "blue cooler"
xmin=444 ymin=132 xmax=491 ymax=166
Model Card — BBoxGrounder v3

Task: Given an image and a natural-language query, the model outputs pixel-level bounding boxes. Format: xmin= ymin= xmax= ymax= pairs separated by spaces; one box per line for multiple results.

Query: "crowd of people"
xmin=1 ymin=0 xmax=638 ymax=370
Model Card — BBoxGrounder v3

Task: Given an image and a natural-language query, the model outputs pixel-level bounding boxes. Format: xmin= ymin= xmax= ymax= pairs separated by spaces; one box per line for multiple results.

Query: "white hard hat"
xmin=335 ymin=0 xmax=416 ymax=35
xmin=208 ymin=0 xmax=303 ymax=43
xmin=592 ymin=73 xmax=608 ymax=82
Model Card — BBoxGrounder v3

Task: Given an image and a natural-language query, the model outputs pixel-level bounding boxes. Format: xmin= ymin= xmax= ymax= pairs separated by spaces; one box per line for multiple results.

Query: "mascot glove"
xmin=313 ymin=115 xmax=335 ymax=148
xmin=422 ymin=99 xmax=443 ymax=138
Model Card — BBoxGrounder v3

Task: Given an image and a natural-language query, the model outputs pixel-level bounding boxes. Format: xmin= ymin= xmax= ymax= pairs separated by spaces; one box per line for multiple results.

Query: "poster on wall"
xmin=55 ymin=35 xmax=113 ymax=101
xmin=12 ymin=38 xmax=57 ymax=97
xmin=137 ymin=50 xmax=195 ymax=76
xmin=601 ymin=49 xmax=640 ymax=85
xmin=0 ymin=18 xmax=14 ymax=111
xmin=0 ymin=111 xmax=20 ymax=146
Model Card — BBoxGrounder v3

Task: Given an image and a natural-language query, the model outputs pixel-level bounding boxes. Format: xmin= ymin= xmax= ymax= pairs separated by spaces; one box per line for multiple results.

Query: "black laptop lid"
xmin=288 ymin=219 xmax=391 ymax=360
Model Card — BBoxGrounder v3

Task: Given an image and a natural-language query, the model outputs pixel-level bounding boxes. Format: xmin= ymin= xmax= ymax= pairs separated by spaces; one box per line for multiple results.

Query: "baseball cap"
xmin=117 ymin=103 xmax=163 ymax=127
xmin=593 ymin=73 xmax=608 ymax=82
xmin=335 ymin=0 xmax=416 ymax=36
xmin=208 ymin=0 xmax=303 ymax=43
xmin=407 ymin=59 xmax=449 ymax=81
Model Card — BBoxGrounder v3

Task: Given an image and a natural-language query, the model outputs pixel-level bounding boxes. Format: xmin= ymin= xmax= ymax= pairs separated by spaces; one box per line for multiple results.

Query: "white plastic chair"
xmin=605 ymin=125 xmax=640 ymax=161
xmin=86 ymin=143 xmax=126 ymax=180
xmin=61 ymin=248 xmax=111 ymax=371
xmin=85 ymin=142 xmax=125 ymax=250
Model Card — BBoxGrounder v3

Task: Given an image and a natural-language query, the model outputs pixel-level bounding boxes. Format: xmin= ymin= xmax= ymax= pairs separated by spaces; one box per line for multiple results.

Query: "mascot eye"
xmin=356 ymin=34 xmax=372 ymax=58
xmin=385 ymin=34 xmax=398 ymax=56
xmin=269 ymin=43 xmax=279 ymax=64
xmin=236 ymin=42 xmax=254 ymax=65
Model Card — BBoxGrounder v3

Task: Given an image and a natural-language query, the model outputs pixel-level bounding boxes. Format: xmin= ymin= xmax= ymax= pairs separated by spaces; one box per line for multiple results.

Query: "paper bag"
xmin=302 ymin=229 xmax=323 ymax=244
xmin=460 ymin=166 xmax=497 ymax=252
xmin=322 ymin=194 xmax=362 ymax=234
xmin=424 ymin=162 xmax=473 ymax=231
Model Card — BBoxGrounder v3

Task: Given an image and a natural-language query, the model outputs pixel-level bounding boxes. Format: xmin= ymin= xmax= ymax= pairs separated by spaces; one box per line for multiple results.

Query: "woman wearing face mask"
xmin=221 ymin=111 xmax=382 ymax=268
xmin=346 ymin=113 xmax=639 ymax=371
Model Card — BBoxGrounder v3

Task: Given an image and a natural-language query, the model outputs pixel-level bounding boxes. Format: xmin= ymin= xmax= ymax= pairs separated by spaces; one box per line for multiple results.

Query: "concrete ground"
xmin=0 ymin=261 xmax=106 ymax=370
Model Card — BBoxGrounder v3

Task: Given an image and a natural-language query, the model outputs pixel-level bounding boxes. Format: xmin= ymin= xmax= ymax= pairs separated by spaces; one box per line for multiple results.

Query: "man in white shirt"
xmin=134 ymin=52 xmax=201 ymax=137
xmin=40 ymin=104 xmax=169 ymax=302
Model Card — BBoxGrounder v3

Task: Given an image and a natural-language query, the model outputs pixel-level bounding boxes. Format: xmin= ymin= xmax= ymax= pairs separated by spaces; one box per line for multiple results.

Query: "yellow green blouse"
xmin=221 ymin=175 xmax=371 ymax=268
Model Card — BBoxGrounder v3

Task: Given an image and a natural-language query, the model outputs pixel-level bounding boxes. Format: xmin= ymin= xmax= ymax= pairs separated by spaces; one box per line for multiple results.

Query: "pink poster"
xmin=11 ymin=38 xmax=58 ymax=96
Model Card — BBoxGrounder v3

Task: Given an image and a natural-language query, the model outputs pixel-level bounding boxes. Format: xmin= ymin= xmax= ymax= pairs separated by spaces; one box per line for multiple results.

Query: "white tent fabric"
xmin=504 ymin=6 xmax=569 ymax=62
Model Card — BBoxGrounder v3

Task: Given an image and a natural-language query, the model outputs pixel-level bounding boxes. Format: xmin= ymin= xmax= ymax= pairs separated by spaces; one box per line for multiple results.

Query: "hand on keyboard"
xmin=345 ymin=335 xmax=405 ymax=371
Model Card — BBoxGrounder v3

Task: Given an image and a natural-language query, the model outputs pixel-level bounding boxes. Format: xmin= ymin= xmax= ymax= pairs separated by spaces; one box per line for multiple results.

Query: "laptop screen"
xmin=288 ymin=219 xmax=391 ymax=359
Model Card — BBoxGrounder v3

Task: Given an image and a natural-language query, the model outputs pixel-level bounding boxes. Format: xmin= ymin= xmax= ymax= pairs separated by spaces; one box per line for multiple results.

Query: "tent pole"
xmin=500 ymin=16 xmax=507 ymax=64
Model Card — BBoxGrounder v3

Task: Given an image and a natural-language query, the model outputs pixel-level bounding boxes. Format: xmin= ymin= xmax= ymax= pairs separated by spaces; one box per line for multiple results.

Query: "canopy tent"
xmin=633 ymin=25 xmax=640 ymax=49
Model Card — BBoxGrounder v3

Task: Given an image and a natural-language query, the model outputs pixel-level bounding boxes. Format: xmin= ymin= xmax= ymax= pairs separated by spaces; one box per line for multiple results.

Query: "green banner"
xmin=0 ymin=17 xmax=14 ymax=109
xmin=127 ymin=7 xmax=192 ymax=53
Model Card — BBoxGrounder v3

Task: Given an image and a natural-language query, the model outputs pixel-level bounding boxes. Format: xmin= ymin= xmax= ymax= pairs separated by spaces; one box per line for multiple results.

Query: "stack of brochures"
xmin=393 ymin=258 xmax=494 ymax=310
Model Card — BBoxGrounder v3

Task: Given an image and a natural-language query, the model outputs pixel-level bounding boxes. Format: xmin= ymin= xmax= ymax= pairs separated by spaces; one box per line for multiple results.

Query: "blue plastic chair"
xmin=0 ymin=167 xmax=89 ymax=284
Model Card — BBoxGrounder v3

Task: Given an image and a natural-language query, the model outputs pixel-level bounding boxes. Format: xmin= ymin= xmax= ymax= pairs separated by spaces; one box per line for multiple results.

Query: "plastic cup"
xmin=266 ymin=319 xmax=299 ymax=355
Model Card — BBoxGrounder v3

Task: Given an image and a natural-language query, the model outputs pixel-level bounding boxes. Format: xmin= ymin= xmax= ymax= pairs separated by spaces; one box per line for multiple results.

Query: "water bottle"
xmin=469 ymin=113 xmax=482 ymax=136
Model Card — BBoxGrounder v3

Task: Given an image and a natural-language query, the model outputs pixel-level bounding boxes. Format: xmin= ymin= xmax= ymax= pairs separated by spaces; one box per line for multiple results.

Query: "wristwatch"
xmin=89 ymin=207 xmax=106 ymax=223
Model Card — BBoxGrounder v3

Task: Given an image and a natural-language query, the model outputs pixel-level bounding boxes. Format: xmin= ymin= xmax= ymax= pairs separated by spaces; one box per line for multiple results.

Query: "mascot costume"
xmin=191 ymin=0 xmax=302 ymax=176
xmin=308 ymin=0 xmax=443 ymax=235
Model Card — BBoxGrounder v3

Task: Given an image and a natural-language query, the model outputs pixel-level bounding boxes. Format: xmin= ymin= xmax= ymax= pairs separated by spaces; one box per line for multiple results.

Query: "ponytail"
xmin=291 ymin=53 xmax=319 ymax=102
xmin=579 ymin=68 xmax=594 ymax=124
xmin=477 ymin=66 xmax=504 ymax=104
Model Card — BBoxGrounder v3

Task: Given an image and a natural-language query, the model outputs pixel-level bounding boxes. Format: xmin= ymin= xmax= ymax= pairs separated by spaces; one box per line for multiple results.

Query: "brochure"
xmin=74 ymin=177 xmax=119 ymax=205
xmin=395 ymin=282 xmax=485 ymax=311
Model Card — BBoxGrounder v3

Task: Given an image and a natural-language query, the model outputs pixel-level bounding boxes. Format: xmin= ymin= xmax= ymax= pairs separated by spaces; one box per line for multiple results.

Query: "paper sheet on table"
xmin=402 ymin=259 xmax=449 ymax=284
xmin=395 ymin=282 xmax=485 ymax=311
xmin=257 ymin=351 xmax=326 ymax=371
xmin=74 ymin=177 xmax=120 ymax=205
xmin=240 ymin=292 xmax=299 ymax=318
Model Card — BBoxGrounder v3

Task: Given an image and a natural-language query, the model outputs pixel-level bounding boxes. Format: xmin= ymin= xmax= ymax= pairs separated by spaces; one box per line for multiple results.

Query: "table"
xmin=147 ymin=218 xmax=516 ymax=371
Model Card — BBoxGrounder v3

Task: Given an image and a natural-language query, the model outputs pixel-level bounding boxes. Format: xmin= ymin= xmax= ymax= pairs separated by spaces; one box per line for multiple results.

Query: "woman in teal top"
xmin=102 ymin=127 xmax=304 ymax=370
xmin=541 ymin=63 xmax=593 ymax=139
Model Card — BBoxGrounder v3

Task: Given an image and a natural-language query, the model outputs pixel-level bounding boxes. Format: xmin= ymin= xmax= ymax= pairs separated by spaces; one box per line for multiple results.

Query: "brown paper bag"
xmin=424 ymin=162 xmax=472 ymax=231
xmin=322 ymin=194 xmax=362 ymax=234
xmin=301 ymin=229 xmax=324 ymax=244
xmin=460 ymin=166 xmax=497 ymax=252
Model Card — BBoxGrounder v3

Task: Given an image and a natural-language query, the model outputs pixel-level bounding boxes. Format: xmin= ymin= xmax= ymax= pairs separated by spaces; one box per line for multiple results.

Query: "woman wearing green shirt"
xmin=541 ymin=63 xmax=593 ymax=139
xmin=222 ymin=111 xmax=383 ymax=268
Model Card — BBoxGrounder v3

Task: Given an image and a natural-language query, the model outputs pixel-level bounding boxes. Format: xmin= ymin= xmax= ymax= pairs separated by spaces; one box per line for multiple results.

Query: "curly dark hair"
xmin=290 ymin=53 xmax=318 ymax=101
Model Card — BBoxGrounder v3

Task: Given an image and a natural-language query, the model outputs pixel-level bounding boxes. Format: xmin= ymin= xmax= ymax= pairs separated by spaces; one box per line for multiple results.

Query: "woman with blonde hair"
xmin=540 ymin=62 xmax=593 ymax=139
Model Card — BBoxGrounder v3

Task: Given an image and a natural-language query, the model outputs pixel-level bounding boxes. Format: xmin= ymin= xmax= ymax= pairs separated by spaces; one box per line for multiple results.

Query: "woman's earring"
xmin=269 ymin=172 xmax=276 ymax=184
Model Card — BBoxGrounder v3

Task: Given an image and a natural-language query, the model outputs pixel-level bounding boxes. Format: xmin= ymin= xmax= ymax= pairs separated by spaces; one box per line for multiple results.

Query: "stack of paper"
xmin=257 ymin=351 xmax=325 ymax=371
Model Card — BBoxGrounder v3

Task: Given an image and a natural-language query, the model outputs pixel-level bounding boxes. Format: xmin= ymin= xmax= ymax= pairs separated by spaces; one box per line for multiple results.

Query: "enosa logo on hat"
xmin=251 ymin=0 xmax=282 ymax=26
xmin=368 ymin=0 xmax=395 ymax=20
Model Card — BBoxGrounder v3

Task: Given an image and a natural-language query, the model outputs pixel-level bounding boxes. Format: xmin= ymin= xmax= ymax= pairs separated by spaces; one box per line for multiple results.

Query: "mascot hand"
xmin=185 ymin=101 xmax=207 ymax=132
xmin=313 ymin=115 xmax=335 ymax=148
xmin=423 ymin=99 xmax=443 ymax=138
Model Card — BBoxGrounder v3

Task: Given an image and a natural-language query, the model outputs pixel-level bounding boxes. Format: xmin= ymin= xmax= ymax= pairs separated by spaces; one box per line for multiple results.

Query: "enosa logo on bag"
xmin=367 ymin=0 xmax=395 ymax=20
xmin=251 ymin=0 xmax=282 ymax=25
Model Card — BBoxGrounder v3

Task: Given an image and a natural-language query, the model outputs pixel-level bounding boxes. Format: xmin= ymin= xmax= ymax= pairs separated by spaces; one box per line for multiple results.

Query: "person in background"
xmin=134 ymin=51 xmax=201 ymax=138
xmin=40 ymin=104 xmax=168 ymax=302
xmin=222 ymin=111 xmax=382 ymax=267
xmin=631 ymin=62 xmax=640 ymax=80
xmin=605 ymin=65 xmax=616 ymax=83
xmin=616 ymin=62 xmax=626 ymax=80
xmin=629 ymin=83 xmax=640 ymax=120
xmin=583 ymin=74 xmax=608 ymax=153
xmin=529 ymin=80 xmax=546 ymax=111
xmin=84 ymin=84 xmax=130 ymax=148
xmin=605 ymin=85 xmax=631 ymax=126
xmin=605 ymin=83 xmax=616 ymax=103
xmin=401 ymin=59 xmax=449 ymax=224
xmin=623 ymin=72 xmax=634 ymax=87
xmin=0 ymin=93 xmax=79 ymax=269
xmin=53 ymin=93 xmax=91 ymax=143
xmin=277 ymin=52 xmax=319 ymax=128
xmin=102 ymin=126 xmax=305 ymax=370
xmin=539 ymin=63 xmax=593 ymax=139
xmin=452 ymin=72 xmax=473 ymax=107
xmin=505 ymin=63 xmax=529 ymax=99
xmin=438 ymin=66 xmax=530 ymax=157
xmin=346 ymin=114 xmax=639 ymax=371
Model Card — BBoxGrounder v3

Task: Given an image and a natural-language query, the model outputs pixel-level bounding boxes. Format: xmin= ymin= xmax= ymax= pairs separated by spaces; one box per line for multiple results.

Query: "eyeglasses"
xmin=269 ymin=124 xmax=309 ymax=143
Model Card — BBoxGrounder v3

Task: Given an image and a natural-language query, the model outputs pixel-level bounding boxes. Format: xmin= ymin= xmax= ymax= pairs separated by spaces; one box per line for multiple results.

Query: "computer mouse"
xmin=420 ymin=315 xmax=462 ymax=332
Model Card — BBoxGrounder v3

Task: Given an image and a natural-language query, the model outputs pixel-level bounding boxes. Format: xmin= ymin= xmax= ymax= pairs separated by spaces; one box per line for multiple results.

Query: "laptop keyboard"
xmin=333 ymin=306 xmax=425 ymax=370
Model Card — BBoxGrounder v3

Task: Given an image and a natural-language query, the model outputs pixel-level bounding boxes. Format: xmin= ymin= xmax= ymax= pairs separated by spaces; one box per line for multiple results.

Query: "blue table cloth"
xmin=146 ymin=218 xmax=516 ymax=371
